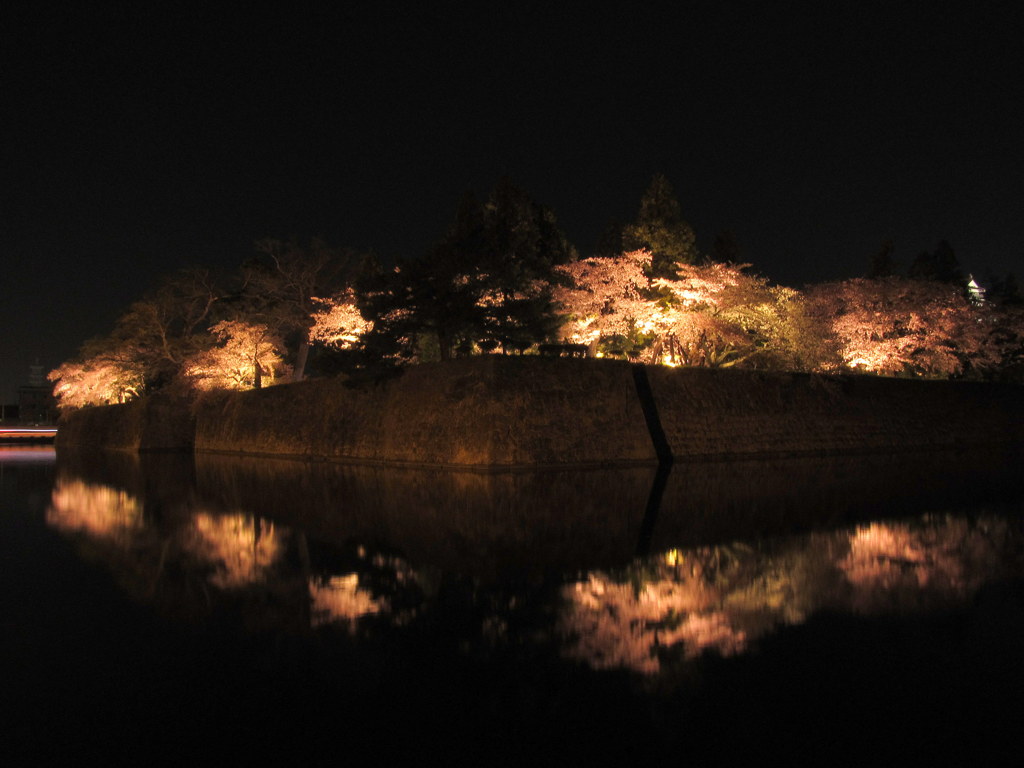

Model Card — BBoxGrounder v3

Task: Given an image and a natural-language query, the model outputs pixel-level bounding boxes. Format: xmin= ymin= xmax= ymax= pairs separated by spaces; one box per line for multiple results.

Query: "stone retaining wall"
xmin=194 ymin=357 xmax=654 ymax=468
xmin=55 ymin=392 xmax=195 ymax=453
xmin=56 ymin=358 xmax=1024 ymax=467
xmin=645 ymin=367 xmax=1024 ymax=459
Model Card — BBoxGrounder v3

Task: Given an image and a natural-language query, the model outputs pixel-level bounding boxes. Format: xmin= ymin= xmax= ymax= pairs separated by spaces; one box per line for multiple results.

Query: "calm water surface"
xmin=3 ymin=445 xmax=1023 ymax=764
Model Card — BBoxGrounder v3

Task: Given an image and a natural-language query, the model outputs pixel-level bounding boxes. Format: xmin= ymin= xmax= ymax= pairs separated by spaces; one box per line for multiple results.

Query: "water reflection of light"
xmin=309 ymin=574 xmax=387 ymax=631
xmin=561 ymin=516 xmax=1019 ymax=675
xmin=47 ymin=478 xmax=142 ymax=541
xmin=0 ymin=446 xmax=57 ymax=463
xmin=562 ymin=571 xmax=747 ymax=674
xmin=838 ymin=520 xmax=977 ymax=613
xmin=192 ymin=513 xmax=282 ymax=588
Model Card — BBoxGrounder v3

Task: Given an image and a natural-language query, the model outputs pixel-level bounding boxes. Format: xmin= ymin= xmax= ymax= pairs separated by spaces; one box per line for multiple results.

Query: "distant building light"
xmin=967 ymin=275 xmax=986 ymax=305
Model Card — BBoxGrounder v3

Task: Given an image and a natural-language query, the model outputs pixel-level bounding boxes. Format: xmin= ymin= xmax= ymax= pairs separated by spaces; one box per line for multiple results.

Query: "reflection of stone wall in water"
xmin=651 ymin=447 xmax=1024 ymax=548
xmin=55 ymin=448 xmax=197 ymax=508
xmin=57 ymin=441 xmax=1024 ymax=574
xmin=193 ymin=453 xmax=654 ymax=581
xmin=58 ymin=358 xmax=1024 ymax=467
xmin=55 ymin=445 xmax=653 ymax=580
xmin=43 ymin=450 xmax=1024 ymax=675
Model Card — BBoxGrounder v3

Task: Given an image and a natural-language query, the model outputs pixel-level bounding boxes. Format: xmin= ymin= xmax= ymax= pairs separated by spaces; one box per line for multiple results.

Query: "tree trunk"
xmin=649 ymin=338 xmax=663 ymax=365
xmin=437 ymin=330 xmax=451 ymax=361
xmin=292 ymin=340 xmax=310 ymax=382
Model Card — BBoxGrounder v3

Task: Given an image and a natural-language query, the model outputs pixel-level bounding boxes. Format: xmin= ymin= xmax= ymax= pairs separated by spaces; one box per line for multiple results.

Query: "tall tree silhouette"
xmin=362 ymin=180 xmax=575 ymax=360
xmin=241 ymin=238 xmax=357 ymax=381
xmin=623 ymin=174 xmax=701 ymax=277
xmin=908 ymin=240 xmax=963 ymax=284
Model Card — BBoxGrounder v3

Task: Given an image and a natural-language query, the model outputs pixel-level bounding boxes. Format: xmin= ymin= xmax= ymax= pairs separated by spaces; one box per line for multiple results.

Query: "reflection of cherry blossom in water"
xmin=309 ymin=574 xmax=387 ymax=631
xmin=192 ymin=513 xmax=282 ymax=588
xmin=561 ymin=563 xmax=747 ymax=675
xmin=47 ymin=478 xmax=142 ymax=543
xmin=837 ymin=519 xmax=994 ymax=613
xmin=562 ymin=517 xmax=1020 ymax=675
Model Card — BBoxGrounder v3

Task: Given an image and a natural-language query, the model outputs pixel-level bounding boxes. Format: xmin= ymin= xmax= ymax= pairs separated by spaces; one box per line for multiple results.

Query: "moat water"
xmin=3 ymin=444 xmax=1023 ymax=763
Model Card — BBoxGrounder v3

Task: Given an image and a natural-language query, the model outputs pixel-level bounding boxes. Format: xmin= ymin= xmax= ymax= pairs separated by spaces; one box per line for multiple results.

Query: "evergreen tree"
xmin=988 ymin=272 xmax=1023 ymax=306
xmin=362 ymin=180 xmax=576 ymax=361
xmin=908 ymin=240 xmax=963 ymax=284
xmin=623 ymin=174 xmax=701 ymax=277
xmin=474 ymin=178 xmax=576 ymax=351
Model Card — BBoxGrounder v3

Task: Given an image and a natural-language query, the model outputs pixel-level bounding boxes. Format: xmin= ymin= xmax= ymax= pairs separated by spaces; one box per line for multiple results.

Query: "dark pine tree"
xmin=475 ymin=178 xmax=576 ymax=352
xmin=623 ymin=174 xmax=701 ymax=278
xmin=987 ymin=272 xmax=1022 ymax=306
xmin=908 ymin=240 xmax=963 ymax=284
xmin=361 ymin=180 xmax=576 ymax=361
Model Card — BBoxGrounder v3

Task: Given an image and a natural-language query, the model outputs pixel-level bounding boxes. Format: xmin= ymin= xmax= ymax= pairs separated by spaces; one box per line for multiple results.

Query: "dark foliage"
xmin=359 ymin=180 xmax=576 ymax=361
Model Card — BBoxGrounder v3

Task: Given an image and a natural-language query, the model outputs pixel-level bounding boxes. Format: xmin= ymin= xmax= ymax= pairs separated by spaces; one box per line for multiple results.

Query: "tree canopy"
xmin=47 ymin=181 xmax=1024 ymax=409
xmin=623 ymin=174 xmax=701 ymax=278
xmin=807 ymin=277 xmax=1001 ymax=377
xmin=908 ymin=240 xmax=963 ymax=284
xmin=240 ymin=238 xmax=360 ymax=381
xmin=360 ymin=179 xmax=576 ymax=362
xmin=554 ymin=249 xmax=834 ymax=370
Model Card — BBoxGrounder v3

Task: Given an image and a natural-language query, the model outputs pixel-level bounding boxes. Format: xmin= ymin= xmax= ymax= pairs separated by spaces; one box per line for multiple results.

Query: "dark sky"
xmin=3 ymin=1 xmax=1022 ymax=400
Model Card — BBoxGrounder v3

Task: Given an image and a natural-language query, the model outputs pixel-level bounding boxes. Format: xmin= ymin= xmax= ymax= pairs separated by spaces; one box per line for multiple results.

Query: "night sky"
xmin=3 ymin=2 xmax=1022 ymax=400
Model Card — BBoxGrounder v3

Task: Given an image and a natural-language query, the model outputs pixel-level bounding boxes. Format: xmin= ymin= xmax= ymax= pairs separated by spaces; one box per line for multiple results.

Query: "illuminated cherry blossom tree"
xmin=308 ymin=290 xmax=373 ymax=350
xmin=554 ymin=249 xmax=743 ymax=363
xmin=111 ymin=268 xmax=221 ymax=383
xmin=806 ymin=277 xmax=1000 ymax=377
xmin=650 ymin=261 xmax=762 ymax=366
xmin=711 ymin=277 xmax=837 ymax=372
xmin=184 ymin=320 xmax=290 ymax=390
xmin=242 ymin=238 xmax=359 ymax=381
xmin=48 ymin=355 xmax=146 ymax=409
xmin=553 ymin=249 xmax=652 ymax=350
xmin=49 ymin=268 xmax=221 ymax=408
xmin=554 ymin=250 xmax=829 ymax=369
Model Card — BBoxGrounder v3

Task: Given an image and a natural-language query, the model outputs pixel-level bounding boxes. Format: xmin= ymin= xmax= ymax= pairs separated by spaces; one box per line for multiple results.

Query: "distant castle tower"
xmin=967 ymin=275 xmax=986 ymax=306
xmin=28 ymin=363 xmax=45 ymax=387
xmin=18 ymin=360 xmax=57 ymax=424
